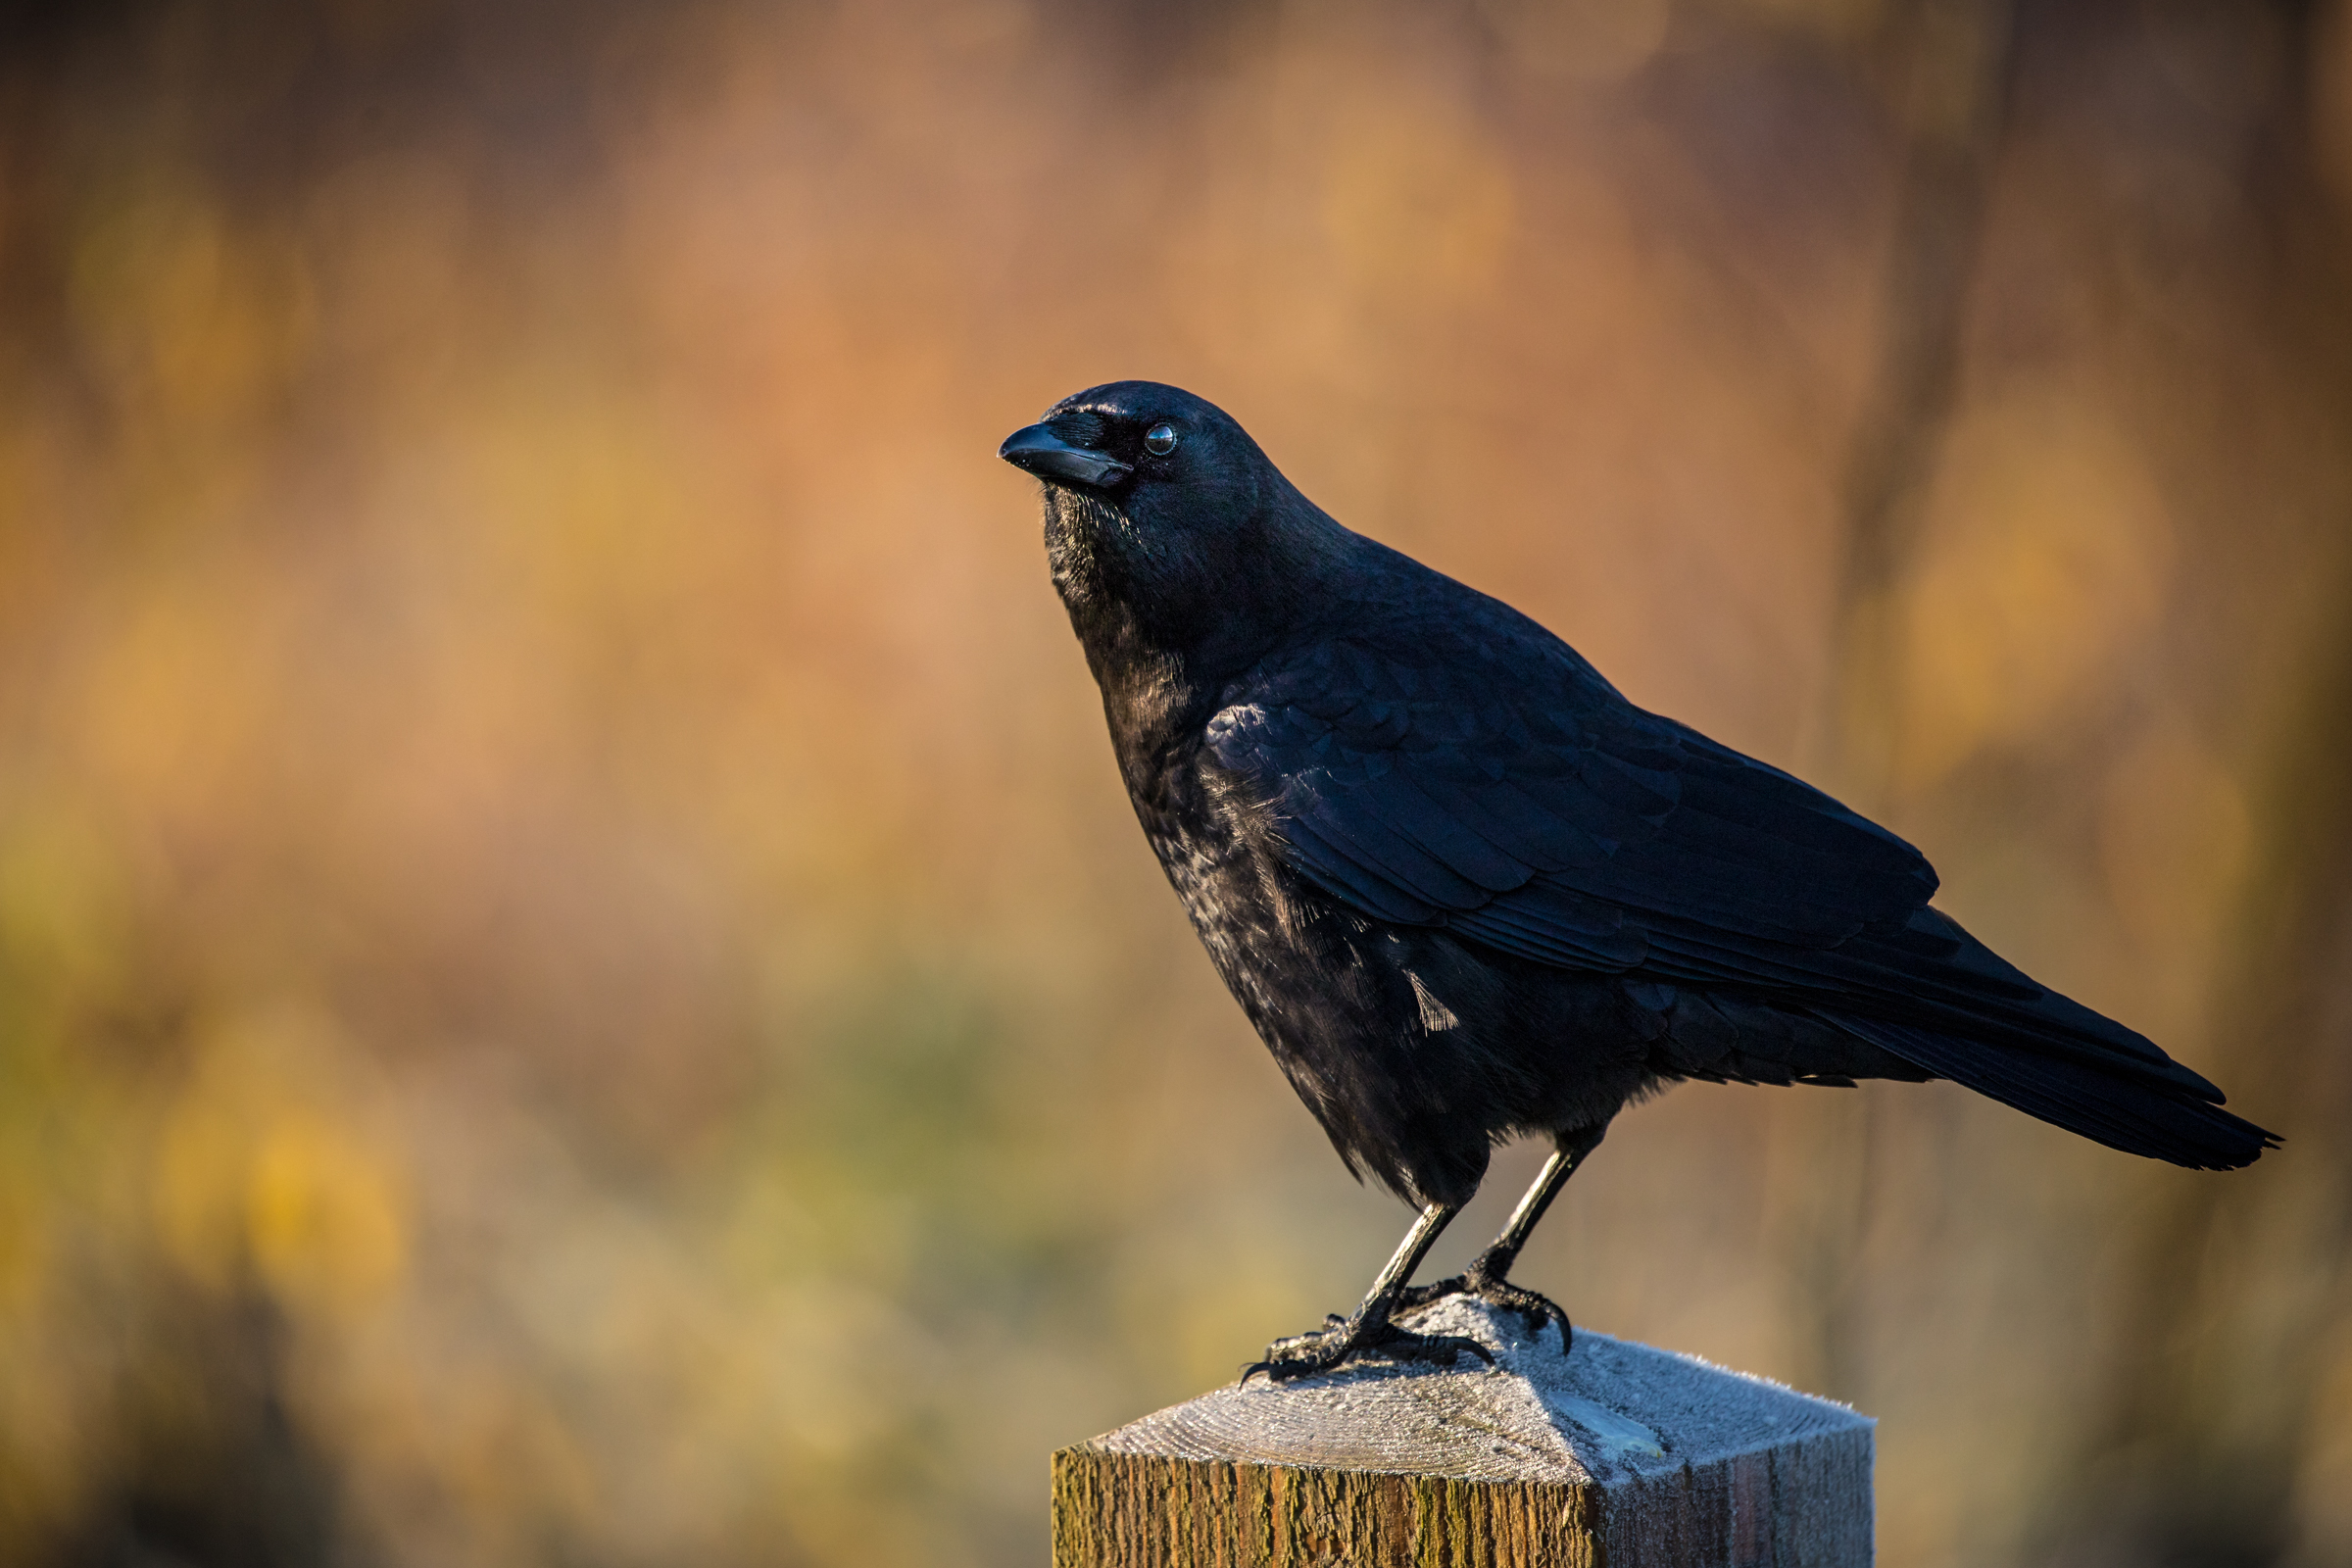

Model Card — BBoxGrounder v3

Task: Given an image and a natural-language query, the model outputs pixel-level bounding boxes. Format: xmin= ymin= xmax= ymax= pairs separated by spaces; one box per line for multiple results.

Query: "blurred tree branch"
xmin=1783 ymin=0 xmax=2023 ymax=1406
xmin=1827 ymin=0 xmax=2025 ymax=803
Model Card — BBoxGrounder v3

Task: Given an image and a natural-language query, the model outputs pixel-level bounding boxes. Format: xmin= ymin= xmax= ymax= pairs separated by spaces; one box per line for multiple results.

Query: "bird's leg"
xmin=1396 ymin=1124 xmax=1606 ymax=1353
xmin=1242 ymin=1200 xmax=1495 ymax=1384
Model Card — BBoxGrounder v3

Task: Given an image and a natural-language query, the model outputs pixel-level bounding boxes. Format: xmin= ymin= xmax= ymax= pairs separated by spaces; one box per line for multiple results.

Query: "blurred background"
xmin=0 ymin=0 xmax=2348 ymax=1563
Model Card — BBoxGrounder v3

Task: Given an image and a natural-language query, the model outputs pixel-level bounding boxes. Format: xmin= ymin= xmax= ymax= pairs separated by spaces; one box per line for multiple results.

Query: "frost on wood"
xmin=1052 ymin=1298 xmax=1872 ymax=1567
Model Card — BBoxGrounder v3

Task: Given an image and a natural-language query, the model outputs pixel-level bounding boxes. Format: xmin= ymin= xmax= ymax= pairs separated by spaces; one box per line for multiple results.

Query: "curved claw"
xmin=1508 ymin=1292 xmax=1573 ymax=1357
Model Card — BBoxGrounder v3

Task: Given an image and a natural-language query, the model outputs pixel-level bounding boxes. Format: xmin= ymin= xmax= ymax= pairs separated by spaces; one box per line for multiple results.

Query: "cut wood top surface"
xmin=1083 ymin=1298 xmax=1870 ymax=1489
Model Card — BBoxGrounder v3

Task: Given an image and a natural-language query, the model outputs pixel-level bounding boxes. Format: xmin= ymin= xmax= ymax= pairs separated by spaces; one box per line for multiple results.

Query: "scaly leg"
xmin=1243 ymin=1200 xmax=1494 ymax=1384
xmin=1396 ymin=1123 xmax=1606 ymax=1353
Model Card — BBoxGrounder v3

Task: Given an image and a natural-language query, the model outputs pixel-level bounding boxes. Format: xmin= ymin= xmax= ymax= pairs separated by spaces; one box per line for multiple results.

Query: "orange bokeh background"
xmin=3 ymin=2 xmax=2350 ymax=1564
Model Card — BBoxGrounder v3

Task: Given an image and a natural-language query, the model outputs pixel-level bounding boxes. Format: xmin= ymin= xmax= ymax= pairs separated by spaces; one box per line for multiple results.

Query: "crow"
xmin=1001 ymin=380 xmax=2277 ymax=1382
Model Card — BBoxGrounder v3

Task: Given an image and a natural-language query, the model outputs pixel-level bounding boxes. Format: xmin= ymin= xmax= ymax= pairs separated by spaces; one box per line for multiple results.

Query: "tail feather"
xmin=1828 ymin=1013 xmax=2278 ymax=1171
xmin=1646 ymin=906 xmax=2226 ymax=1099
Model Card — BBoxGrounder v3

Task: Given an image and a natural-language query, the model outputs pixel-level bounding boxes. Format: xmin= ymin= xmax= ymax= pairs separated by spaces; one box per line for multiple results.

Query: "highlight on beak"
xmin=999 ymin=423 xmax=1133 ymax=488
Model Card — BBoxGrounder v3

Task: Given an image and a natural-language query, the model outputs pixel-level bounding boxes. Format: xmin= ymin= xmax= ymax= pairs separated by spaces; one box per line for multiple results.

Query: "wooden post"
xmin=1052 ymin=1298 xmax=1872 ymax=1567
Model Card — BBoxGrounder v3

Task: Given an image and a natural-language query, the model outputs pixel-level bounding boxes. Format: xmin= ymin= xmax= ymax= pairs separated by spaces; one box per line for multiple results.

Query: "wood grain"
xmin=1053 ymin=1449 xmax=1594 ymax=1568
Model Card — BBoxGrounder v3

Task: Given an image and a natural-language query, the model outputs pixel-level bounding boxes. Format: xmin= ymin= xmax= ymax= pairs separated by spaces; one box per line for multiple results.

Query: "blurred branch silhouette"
xmin=1829 ymin=0 xmax=2023 ymax=798
xmin=1788 ymin=0 xmax=2022 ymax=1408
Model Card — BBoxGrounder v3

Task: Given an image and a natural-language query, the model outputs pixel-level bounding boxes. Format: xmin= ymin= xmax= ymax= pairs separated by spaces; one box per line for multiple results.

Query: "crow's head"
xmin=1003 ymin=381 xmax=1327 ymax=667
xmin=1001 ymin=377 xmax=1250 ymax=482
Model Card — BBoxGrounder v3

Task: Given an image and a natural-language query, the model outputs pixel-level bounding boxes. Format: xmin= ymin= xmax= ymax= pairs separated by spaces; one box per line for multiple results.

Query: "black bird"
xmin=1001 ymin=380 xmax=2277 ymax=1382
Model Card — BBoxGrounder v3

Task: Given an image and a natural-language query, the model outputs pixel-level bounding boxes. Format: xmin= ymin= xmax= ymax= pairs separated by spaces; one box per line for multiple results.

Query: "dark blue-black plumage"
xmin=1004 ymin=380 xmax=2273 ymax=1372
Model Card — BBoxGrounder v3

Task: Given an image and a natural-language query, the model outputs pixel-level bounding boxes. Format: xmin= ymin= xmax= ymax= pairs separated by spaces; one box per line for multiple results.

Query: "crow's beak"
xmin=999 ymin=423 xmax=1133 ymax=488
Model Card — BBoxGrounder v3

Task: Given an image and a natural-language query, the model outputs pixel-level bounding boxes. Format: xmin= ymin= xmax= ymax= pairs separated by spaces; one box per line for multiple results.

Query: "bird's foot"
xmin=1396 ymin=1252 xmax=1573 ymax=1355
xmin=1241 ymin=1308 xmax=1494 ymax=1385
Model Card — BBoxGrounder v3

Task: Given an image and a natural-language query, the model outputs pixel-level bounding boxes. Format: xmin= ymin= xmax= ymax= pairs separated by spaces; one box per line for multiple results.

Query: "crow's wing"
xmin=1204 ymin=612 xmax=1936 ymax=967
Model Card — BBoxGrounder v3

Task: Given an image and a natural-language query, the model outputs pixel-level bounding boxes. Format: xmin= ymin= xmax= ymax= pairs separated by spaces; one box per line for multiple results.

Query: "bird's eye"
xmin=1144 ymin=423 xmax=1178 ymax=457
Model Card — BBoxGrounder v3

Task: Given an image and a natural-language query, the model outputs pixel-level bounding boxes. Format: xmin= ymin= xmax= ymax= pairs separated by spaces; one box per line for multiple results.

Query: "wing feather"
xmin=1208 ymin=622 xmax=1937 ymax=1011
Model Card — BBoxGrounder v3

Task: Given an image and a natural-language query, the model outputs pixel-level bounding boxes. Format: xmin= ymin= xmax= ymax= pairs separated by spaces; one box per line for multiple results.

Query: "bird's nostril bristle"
xmin=1047 ymin=410 xmax=1108 ymax=448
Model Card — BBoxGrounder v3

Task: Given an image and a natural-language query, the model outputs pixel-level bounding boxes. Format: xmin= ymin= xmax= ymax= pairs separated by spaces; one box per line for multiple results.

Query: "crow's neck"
xmin=1045 ymin=493 xmax=1220 ymax=796
xmin=1061 ymin=582 xmax=1215 ymax=802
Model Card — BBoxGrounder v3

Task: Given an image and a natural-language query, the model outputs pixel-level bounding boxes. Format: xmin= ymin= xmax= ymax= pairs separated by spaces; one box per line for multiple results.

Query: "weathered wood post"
xmin=1053 ymin=1299 xmax=1872 ymax=1567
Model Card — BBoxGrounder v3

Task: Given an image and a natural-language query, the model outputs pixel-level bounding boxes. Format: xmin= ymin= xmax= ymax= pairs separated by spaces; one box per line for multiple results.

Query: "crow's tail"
xmin=1826 ymin=1013 xmax=2278 ymax=1171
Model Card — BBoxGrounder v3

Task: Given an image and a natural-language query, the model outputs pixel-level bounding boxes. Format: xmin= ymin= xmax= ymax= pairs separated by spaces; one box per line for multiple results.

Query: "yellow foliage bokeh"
xmin=153 ymin=1017 xmax=408 ymax=1313
xmin=1898 ymin=392 xmax=2175 ymax=787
